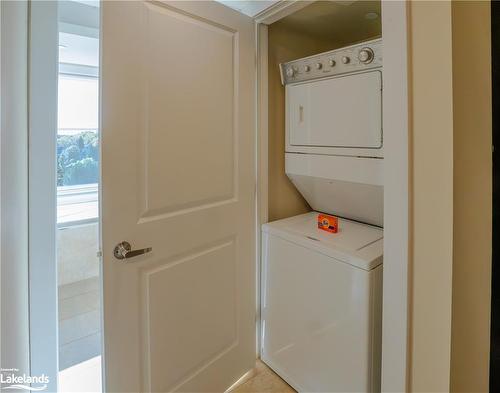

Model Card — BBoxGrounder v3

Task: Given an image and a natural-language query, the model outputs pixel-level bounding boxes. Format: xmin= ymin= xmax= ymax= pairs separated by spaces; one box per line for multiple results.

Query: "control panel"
xmin=280 ymin=39 xmax=382 ymax=85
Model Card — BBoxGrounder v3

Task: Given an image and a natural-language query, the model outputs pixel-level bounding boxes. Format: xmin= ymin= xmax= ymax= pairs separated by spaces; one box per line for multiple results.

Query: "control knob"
xmin=329 ymin=59 xmax=336 ymax=67
xmin=358 ymin=47 xmax=374 ymax=64
xmin=286 ymin=67 xmax=295 ymax=78
xmin=304 ymin=65 xmax=311 ymax=72
xmin=315 ymin=62 xmax=323 ymax=70
xmin=341 ymin=56 xmax=350 ymax=64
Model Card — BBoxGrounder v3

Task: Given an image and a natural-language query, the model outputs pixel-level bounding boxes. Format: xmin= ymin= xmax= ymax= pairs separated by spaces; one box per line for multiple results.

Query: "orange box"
xmin=317 ymin=213 xmax=339 ymax=234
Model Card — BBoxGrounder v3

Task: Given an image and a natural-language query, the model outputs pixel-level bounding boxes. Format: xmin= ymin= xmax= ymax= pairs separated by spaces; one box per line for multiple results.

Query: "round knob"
xmin=304 ymin=65 xmax=311 ymax=72
xmin=286 ymin=67 xmax=295 ymax=77
xmin=358 ymin=47 xmax=374 ymax=63
xmin=315 ymin=62 xmax=322 ymax=70
xmin=341 ymin=56 xmax=350 ymax=64
xmin=329 ymin=59 xmax=336 ymax=67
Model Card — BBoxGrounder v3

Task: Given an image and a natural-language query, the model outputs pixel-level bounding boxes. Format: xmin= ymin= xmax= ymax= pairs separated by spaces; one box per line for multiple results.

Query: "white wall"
xmin=58 ymin=223 xmax=99 ymax=286
xmin=0 ymin=0 xmax=30 ymax=375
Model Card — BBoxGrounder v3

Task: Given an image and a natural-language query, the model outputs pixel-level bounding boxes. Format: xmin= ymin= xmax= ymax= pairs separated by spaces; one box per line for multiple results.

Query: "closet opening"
xmin=256 ymin=2 xmax=386 ymax=392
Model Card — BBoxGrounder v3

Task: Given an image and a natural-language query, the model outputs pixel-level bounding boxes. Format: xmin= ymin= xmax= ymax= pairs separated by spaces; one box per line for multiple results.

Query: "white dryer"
xmin=261 ymin=213 xmax=382 ymax=393
xmin=282 ymin=38 xmax=383 ymax=227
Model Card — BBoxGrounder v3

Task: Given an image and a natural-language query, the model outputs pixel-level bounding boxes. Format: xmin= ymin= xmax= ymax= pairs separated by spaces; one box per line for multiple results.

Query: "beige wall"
xmin=267 ymin=22 xmax=334 ymax=221
xmin=409 ymin=1 xmax=492 ymax=392
xmin=58 ymin=223 xmax=100 ymax=286
xmin=409 ymin=1 xmax=455 ymax=391
xmin=450 ymin=2 xmax=492 ymax=392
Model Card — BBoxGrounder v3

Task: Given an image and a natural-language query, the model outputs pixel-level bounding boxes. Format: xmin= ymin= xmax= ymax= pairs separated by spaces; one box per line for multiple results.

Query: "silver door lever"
xmin=114 ymin=241 xmax=152 ymax=260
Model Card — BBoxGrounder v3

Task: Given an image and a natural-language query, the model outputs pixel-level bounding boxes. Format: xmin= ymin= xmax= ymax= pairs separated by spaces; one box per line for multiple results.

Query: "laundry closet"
xmin=259 ymin=2 xmax=383 ymax=392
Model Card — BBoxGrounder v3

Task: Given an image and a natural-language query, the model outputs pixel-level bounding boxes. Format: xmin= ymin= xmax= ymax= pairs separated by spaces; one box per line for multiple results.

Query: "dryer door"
xmin=287 ymin=70 xmax=382 ymax=149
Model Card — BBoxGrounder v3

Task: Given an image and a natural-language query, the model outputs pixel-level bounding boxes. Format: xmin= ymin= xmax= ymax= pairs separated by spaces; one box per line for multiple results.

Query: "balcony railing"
xmin=57 ymin=183 xmax=98 ymax=227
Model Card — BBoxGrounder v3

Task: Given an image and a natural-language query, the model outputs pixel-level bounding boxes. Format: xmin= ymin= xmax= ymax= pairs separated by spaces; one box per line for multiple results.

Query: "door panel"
xmin=101 ymin=2 xmax=256 ymax=392
xmin=145 ymin=240 xmax=237 ymax=391
xmin=141 ymin=2 xmax=237 ymax=218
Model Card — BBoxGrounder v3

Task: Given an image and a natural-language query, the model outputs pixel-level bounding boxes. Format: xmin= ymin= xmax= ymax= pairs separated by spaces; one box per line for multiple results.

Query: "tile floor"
xmin=58 ymin=355 xmax=102 ymax=393
xmin=58 ymin=357 xmax=291 ymax=392
xmin=231 ymin=360 xmax=296 ymax=393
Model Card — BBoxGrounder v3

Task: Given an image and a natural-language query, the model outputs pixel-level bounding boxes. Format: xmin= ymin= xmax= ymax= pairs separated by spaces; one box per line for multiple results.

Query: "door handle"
xmin=114 ymin=241 xmax=152 ymax=260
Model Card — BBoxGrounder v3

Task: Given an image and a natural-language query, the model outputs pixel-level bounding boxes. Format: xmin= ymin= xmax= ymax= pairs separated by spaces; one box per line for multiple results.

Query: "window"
xmin=57 ymin=74 xmax=99 ymax=225
xmin=57 ymin=75 xmax=98 ymax=187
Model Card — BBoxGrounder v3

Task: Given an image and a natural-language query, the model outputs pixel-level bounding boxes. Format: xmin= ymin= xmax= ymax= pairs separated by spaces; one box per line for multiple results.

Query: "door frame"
xmin=254 ymin=2 xmax=411 ymax=391
xmin=28 ymin=2 xmax=59 ymax=391
xmin=0 ymin=0 xmax=31 ymax=381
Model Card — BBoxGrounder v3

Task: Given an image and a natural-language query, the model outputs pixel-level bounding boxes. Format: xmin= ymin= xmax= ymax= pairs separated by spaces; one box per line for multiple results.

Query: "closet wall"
xmin=267 ymin=23 xmax=331 ymax=222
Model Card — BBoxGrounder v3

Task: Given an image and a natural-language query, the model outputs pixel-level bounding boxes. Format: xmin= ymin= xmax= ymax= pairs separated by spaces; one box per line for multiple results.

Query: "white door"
xmin=101 ymin=1 xmax=256 ymax=392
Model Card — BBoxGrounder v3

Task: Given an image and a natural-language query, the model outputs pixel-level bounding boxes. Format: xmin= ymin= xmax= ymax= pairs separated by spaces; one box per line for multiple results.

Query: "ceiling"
xmin=58 ymin=1 xmax=99 ymax=71
xmin=272 ymin=0 xmax=381 ymax=45
xmin=216 ymin=1 xmax=279 ymax=16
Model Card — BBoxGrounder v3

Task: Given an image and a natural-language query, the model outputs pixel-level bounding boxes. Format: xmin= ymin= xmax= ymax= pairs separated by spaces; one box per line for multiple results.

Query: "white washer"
xmin=261 ymin=212 xmax=383 ymax=393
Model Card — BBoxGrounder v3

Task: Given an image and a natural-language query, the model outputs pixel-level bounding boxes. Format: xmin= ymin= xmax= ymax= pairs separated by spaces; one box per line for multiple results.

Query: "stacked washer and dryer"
xmin=261 ymin=39 xmax=384 ymax=393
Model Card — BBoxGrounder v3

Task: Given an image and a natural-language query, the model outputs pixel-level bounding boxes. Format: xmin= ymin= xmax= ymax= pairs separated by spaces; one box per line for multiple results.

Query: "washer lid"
xmin=262 ymin=212 xmax=383 ymax=271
